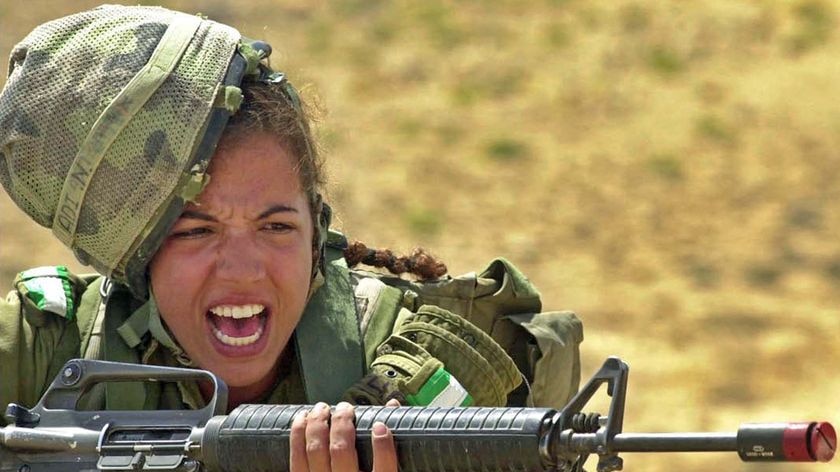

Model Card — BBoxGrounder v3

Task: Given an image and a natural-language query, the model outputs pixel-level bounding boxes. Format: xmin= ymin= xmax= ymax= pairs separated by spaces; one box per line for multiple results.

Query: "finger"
xmin=371 ymin=422 xmax=398 ymax=472
xmin=305 ymin=402 xmax=332 ymax=472
xmin=384 ymin=398 xmax=401 ymax=408
xmin=329 ymin=402 xmax=359 ymax=472
xmin=290 ymin=409 xmax=309 ymax=472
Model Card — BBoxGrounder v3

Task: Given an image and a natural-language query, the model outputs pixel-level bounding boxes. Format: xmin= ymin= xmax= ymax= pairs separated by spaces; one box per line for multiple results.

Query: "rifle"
xmin=0 ymin=357 xmax=834 ymax=471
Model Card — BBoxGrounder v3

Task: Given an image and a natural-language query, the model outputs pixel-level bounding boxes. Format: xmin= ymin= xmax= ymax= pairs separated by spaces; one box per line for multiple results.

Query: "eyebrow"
xmin=180 ymin=210 xmax=217 ymax=222
xmin=179 ymin=205 xmax=298 ymax=222
xmin=257 ymin=205 xmax=299 ymax=220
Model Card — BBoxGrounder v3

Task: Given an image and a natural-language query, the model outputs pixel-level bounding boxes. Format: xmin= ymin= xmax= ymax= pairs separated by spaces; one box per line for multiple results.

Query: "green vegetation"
xmin=404 ymin=206 xmax=443 ymax=238
xmin=484 ymin=138 xmax=529 ymax=162
xmin=646 ymin=153 xmax=683 ymax=182
xmin=744 ymin=262 xmax=784 ymax=288
xmin=646 ymin=46 xmax=685 ymax=77
xmin=787 ymin=0 xmax=834 ymax=54
xmin=695 ymin=113 xmax=738 ymax=147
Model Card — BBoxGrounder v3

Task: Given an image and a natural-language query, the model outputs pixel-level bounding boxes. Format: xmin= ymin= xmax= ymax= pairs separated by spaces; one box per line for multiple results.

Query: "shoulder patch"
xmin=14 ymin=266 xmax=78 ymax=320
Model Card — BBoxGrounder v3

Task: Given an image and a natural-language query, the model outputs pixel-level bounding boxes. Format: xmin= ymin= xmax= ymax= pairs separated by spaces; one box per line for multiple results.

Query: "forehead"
xmin=210 ymin=131 xmax=297 ymax=174
xmin=195 ymin=131 xmax=303 ymax=206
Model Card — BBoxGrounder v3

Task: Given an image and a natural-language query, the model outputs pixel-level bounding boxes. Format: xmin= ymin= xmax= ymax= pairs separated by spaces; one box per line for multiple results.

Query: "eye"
xmin=170 ymin=227 xmax=213 ymax=239
xmin=262 ymin=222 xmax=294 ymax=233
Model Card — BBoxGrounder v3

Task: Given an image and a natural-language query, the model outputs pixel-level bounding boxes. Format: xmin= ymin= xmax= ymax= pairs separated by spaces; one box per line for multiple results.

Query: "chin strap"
xmin=116 ymin=290 xmax=193 ymax=367
xmin=306 ymin=196 xmax=330 ymax=299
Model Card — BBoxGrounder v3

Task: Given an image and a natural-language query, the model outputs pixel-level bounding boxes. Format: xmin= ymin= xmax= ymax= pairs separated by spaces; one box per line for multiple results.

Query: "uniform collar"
xmin=116 ymin=291 xmax=193 ymax=366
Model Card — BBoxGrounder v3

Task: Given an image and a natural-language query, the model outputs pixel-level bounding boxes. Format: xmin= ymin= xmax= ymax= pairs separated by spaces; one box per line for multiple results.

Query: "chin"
xmin=221 ymin=373 xmax=260 ymax=388
xmin=189 ymin=352 xmax=264 ymax=387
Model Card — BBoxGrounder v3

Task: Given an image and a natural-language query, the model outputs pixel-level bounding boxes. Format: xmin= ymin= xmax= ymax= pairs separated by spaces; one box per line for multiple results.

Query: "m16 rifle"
xmin=0 ymin=357 xmax=834 ymax=471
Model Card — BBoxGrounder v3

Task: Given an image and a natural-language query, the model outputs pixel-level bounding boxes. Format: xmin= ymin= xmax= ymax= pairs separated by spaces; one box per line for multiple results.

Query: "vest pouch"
xmin=343 ymin=304 xmax=521 ymax=407
xmin=506 ymin=311 xmax=583 ymax=408
xmin=353 ymin=257 xmax=582 ymax=408
xmin=370 ymin=257 xmax=543 ymax=334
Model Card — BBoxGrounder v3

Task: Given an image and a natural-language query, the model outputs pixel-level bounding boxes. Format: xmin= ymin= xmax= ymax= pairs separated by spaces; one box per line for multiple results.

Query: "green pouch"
xmin=14 ymin=266 xmax=83 ymax=322
xmin=396 ymin=305 xmax=521 ymax=405
xmin=507 ymin=311 xmax=583 ymax=408
xmin=344 ymin=305 xmax=521 ymax=407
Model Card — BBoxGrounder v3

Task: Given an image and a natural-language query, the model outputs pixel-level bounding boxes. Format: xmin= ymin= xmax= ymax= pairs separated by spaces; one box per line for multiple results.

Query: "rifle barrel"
xmin=613 ymin=432 xmax=737 ymax=452
xmin=575 ymin=423 xmax=837 ymax=462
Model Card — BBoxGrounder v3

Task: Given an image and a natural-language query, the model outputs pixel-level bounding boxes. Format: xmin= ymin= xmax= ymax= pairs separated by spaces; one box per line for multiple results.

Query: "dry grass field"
xmin=2 ymin=1 xmax=839 ymax=470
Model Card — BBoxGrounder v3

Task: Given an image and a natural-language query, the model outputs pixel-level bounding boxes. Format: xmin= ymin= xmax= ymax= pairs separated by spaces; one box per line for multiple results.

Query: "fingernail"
xmin=313 ymin=402 xmax=328 ymax=413
xmin=336 ymin=401 xmax=352 ymax=411
xmin=372 ymin=422 xmax=388 ymax=438
xmin=294 ymin=409 xmax=308 ymax=422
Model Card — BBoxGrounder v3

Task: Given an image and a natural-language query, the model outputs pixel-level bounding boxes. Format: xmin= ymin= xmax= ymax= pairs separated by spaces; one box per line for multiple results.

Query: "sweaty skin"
xmin=150 ymin=131 xmax=314 ymax=406
xmin=149 ymin=130 xmax=399 ymax=471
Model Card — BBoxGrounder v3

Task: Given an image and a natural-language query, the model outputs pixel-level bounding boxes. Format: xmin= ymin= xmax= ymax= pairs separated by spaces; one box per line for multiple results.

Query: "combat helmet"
xmin=0 ymin=5 xmax=327 ymax=298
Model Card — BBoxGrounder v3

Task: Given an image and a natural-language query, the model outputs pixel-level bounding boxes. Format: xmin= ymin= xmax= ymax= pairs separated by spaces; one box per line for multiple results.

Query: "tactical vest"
xmin=4 ymin=233 xmax=582 ymax=412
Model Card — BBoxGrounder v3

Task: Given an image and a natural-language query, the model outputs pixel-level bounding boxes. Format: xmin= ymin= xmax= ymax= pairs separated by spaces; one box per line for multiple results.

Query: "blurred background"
xmin=2 ymin=1 xmax=839 ymax=470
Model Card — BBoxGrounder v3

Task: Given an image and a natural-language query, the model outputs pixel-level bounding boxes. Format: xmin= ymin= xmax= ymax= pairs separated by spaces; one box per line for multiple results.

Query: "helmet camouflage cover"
xmin=0 ymin=5 xmax=318 ymax=297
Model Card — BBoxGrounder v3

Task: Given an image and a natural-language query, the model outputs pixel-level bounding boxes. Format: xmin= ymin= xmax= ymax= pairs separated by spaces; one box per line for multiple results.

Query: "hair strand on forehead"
xmin=223 ymin=78 xmax=325 ymax=214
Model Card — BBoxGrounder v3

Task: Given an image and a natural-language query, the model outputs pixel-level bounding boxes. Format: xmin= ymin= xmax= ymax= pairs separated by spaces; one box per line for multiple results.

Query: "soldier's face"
xmin=149 ymin=131 xmax=314 ymax=398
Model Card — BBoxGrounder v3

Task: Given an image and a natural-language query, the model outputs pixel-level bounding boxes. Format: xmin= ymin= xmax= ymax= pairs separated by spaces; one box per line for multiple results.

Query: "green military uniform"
xmin=0 ymin=233 xmax=582 ymax=421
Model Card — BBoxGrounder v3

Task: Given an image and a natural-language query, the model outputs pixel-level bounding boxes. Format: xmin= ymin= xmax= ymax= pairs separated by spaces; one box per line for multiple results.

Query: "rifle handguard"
xmin=200 ymin=405 xmax=551 ymax=472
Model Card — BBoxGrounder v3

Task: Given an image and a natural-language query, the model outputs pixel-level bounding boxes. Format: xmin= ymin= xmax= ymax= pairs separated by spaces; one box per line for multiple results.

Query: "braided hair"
xmin=343 ymin=241 xmax=448 ymax=280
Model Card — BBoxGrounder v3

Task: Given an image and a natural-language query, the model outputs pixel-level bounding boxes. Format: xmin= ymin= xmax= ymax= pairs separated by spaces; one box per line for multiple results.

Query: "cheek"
xmin=149 ymin=245 xmax=207 ymax=317
xmin=264 ymin=243 xmax=315 ymax=316
xmin=270 ymin=246 xmax=314 ymax=291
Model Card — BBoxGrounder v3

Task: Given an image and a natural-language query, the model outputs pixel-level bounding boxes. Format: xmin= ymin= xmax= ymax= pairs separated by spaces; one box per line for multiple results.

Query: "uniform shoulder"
xmin=0 ymin=266 xmax=103 ymax=413
xmin=11 ymin=265 xmax=100 ymax=326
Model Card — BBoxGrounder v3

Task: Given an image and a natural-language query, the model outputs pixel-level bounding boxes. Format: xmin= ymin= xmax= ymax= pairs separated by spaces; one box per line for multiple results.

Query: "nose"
xmin=214 ymin=230 xmax=266 ymax=282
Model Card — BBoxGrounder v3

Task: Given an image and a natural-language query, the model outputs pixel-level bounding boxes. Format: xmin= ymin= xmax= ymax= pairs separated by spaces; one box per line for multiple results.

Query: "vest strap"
xmin=295 ymin=251 xmax=364 ymax=403
xmin=101 ymin=286 xmax=144 ymax=410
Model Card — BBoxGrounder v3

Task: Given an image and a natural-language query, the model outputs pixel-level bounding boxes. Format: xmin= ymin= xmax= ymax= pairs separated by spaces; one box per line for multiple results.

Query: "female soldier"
xmin=0 ymin=4 xmax=582 ymax=471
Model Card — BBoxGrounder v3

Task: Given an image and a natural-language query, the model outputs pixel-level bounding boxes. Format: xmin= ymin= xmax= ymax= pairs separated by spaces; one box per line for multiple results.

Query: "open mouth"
xmin=207 ymin=304 xmax=268 ymax=347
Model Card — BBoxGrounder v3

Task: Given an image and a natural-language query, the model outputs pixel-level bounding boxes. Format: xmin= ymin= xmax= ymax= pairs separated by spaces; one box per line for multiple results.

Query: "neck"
xmin=199 ymin=347 xmax=293 ymax=412
xmin=230 ymin=374 xmax=279 ymax=410
xmin=198 ymin=370 xmax=278 ymax=411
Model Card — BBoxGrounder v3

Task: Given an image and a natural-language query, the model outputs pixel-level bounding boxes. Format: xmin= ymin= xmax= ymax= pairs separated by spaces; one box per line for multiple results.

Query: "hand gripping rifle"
xmin=0 ymin=357 xmax=834 ymax=471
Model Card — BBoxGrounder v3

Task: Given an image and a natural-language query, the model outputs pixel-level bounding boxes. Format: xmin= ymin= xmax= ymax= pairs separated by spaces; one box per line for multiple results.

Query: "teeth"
xmin=212 ymin=326 xmax=264 ymax=346
xmin=209 ymin=304 xmax=264 ymax=319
